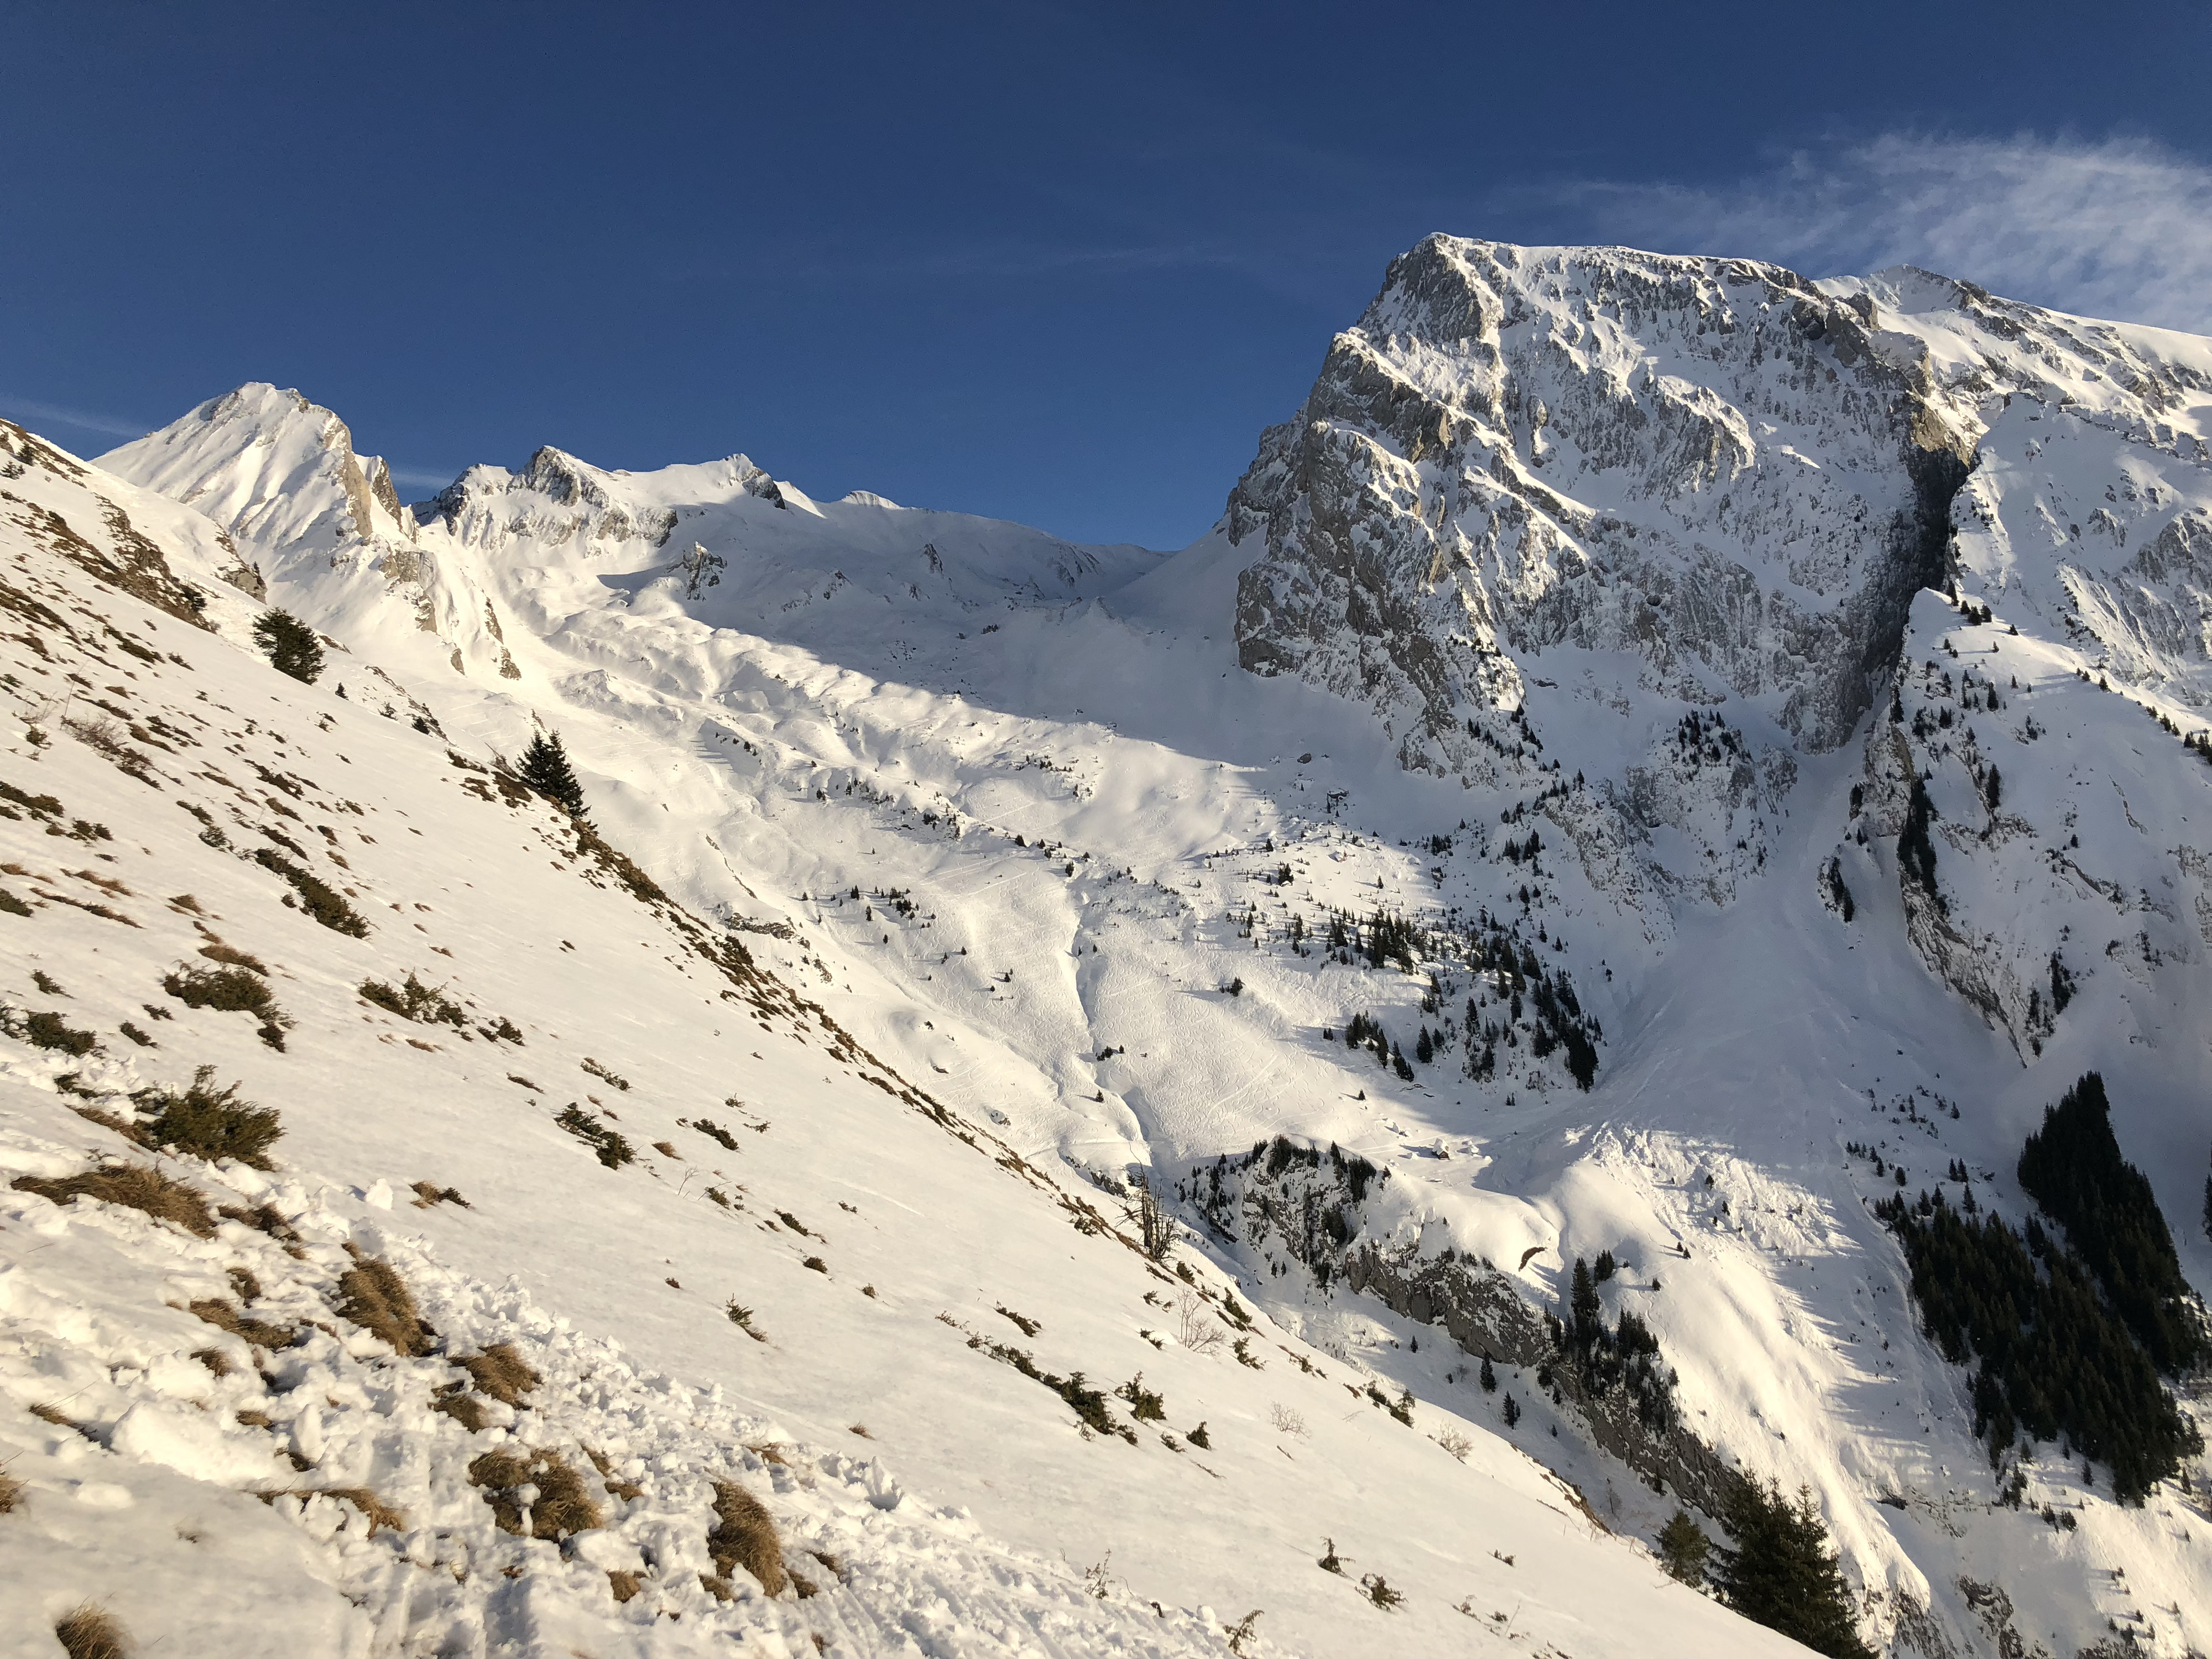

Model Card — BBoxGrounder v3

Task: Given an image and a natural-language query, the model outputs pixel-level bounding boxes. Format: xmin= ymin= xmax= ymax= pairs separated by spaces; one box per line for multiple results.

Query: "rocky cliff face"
xmin=1229 ymin=237 xmax=1974 ymax=780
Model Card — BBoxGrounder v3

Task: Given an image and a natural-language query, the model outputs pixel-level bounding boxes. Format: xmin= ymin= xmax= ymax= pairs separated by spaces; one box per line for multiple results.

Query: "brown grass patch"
xmin=335 ymin=1251 xmax=431 ymax=1355
xmin=431 ymin=1388 xmax=488 ymax=1432
xmin=12 ymin=1164 xmax=215 ymax=1236
xmin=236 ymin=1410 xmax=273 ymax=1429
xmin=54 ymin=1605 xmax=132 ymax=1659
xmin=197 ymin=943 xmax=266 ymax=974
xmin=700 ymin=1573 xmax=734 ymax=1600
xmin=409 ymin=1180 xmax=468 ymax=1208
xmin=608 ymin=1569 xmax=643 ymax=1603
xmin=186 ymin=1297 xmax=296 ymax=1350
xmin=255 ymin=1485 xmax=405 ymax=1534
xmin=216 ymin=1202 xmax=299 ymax=1241
xmin=585 ymin=1446 xmax=645 ymax=1501
xmin=708 ymin=1479 xmax=787 ymax=1595
xmin=467 ymin=1447 xmax=602 ymax=1538
xmin=457 ymin=1342 xmax=539 ymax=1405
xmin=191 ymin=1347 xmax=232 ymax=1377
xmin=0 ymin=1467 xmax=21 ymax=1513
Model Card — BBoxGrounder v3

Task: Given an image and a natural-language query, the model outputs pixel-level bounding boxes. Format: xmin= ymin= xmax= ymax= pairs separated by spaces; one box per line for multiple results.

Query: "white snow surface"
xmin=0 ymin=235 xmax=2205 ymax=1657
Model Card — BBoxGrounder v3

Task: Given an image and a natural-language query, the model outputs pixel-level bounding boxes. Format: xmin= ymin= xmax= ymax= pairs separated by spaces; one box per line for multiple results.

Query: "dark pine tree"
xmin=1657 ymin=1509 xmax=1711 ymax=1584
xmin=518 ymin=731 xmax=587 ymax=818
xmin=1478 ymin=1354 xmax=1497 ymax=1392
xmin=252 ymin=609 xmax=325 ymax=684
xmin=1713 ymin=1479 xmax=1873 ymax=1659
xmin=2017 ymin=1072 xmax=2203 ymax=1373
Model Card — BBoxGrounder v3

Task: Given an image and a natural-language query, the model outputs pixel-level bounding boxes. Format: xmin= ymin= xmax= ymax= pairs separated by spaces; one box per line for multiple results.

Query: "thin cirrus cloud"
xmin=0 ymin=393 xmax=157 ymax=441
xmin=1568 ymin=132 xmax=2212 ymax=335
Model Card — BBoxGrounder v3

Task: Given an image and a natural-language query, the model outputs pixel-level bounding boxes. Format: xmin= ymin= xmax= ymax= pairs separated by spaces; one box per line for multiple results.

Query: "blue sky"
xmin=6 ymin=1 xmax=2209 ymax=548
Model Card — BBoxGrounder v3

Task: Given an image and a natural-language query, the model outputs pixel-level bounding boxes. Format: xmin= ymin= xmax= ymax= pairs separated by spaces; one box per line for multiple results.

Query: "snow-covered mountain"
xmin=2 ymin=233 xmax=2209 ymax=1659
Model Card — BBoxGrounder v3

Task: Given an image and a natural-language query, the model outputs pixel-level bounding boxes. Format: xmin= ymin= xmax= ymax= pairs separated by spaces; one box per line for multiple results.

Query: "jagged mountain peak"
xmin=98 ymin=380 xmax=416 ymax=562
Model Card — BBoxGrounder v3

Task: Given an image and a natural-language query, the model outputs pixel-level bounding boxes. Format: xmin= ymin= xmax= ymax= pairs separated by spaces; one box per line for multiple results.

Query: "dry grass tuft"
xmin=709 ymin=1479 xmax=787 ymax=1595
xmin=456 ymin=1342 xmax=539 ymax=1405
xmin=468 ymin=1447 xmax=602 ymax=1538
xmin=191 ymin=1346 xmax=233 ymax=1377
xmin=700 ymin=1573 xmax=734 ymax=1600
xmin=608 ymin=1569 xmax=643 ymax=1603
xmin=12 ymin=1163 xmax=215 ymax=1237
xmin=186 ymin=1297 xmax=297 ymax=1350
xmin=197 ymin=943 xmax=267 ymax=974
xmin=585 ymin=1446 xmax=644 ymax=1501
xmin=54 ymin=1604 xmax=132 ymax=1659
xmin=335 ymin=1251 xmax=431 ymax=1355
xmin=430 ymin=1388 xmax=488 ymax=1431
xmin=217 ymin=1201 xmax=298 ymax=1241
xmin=409 ymin=1180 xmax=468 ymax=1208
xmin=0 ymin=1467 xmax=22 ymax=1514
xmin=255 ymin=1485 xmax=406 ymax=1534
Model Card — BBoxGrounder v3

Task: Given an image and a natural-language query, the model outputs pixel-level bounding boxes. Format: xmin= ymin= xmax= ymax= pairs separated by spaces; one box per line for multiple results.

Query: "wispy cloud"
xmin=1563 ymin=132 xmax=2212 ymax=335
xmin=385 ymin=465 xmax=460 ymax=490
xmin=0 ymin=393 xmax=153 ymax=441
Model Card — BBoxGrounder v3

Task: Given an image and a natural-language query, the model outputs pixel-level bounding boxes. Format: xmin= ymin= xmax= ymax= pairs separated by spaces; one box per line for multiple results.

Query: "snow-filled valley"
xmin=3 ymin=237 xmax=2211 ymax=1658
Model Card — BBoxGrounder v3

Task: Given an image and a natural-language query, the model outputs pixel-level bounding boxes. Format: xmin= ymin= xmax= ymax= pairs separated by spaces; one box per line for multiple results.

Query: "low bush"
xmin=556 ymin=1103 xmax=634 ymax=1167
xmin=359 ymin=972 xmax=464 ymax=1026
xmin=6 ymin=1006 xmax=98 ymax=1055
xmin=133 ymin=1067 xmax=282 ymax=1167
xmin=251 ymin=847 xmax=368 ymax=937
xmin=161 ymin=964 xmax=291 ymax=1050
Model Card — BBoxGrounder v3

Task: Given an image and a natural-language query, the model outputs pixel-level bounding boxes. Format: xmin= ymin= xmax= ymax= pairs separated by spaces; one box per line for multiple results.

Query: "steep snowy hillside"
xmin=24 ymin=232 xmax=2212 ymax=1659
xmin=1 ymin=416 xmax=1785 ymax=1658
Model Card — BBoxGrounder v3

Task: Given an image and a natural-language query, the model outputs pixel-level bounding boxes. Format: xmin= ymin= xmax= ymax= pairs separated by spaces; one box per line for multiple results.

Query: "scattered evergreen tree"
xmin=519 ymin=730 xmax=587 ymax=818
xmin=1982 ymin=765 xmax=2002 ymax=811
xmin=1656 ymin=1508 xmax=1711 ymax=1585
xmin=252 ymin=609 xmax=324 ymax=684
xmin=2017 ymin=1072 xmax=2202 ymax=1373
xmin=1478 ymin=1354 xmax=1496 ymax=1392
xmin=1712 ymin=1479 xmax=1872 ymax=1659
xmin=1897 ymin=774 xmax=1942 ymax=911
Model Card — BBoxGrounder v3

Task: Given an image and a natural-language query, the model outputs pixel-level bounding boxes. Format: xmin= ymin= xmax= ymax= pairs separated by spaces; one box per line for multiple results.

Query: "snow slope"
xmin=1 ymin=415 xmax=1784 ymax=1657
xmin=10 ymin=232 xmax=2210 ymax=1659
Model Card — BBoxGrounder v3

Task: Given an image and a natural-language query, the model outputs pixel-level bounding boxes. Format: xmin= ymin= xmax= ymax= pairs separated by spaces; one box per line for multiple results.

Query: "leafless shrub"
xmin=709 ymin=1479 xmax=787 ymax=1594
xmin=1175 ymin=1291 xmax=1226 ymax=1355
xmin=13 ymin=1163 xmax=215 ymax=1236
xmin=1270 ymin=1402 xmax=1308 ymax=1438
xmin=1437 ymin=1428 xmax=1474 ymax=1463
